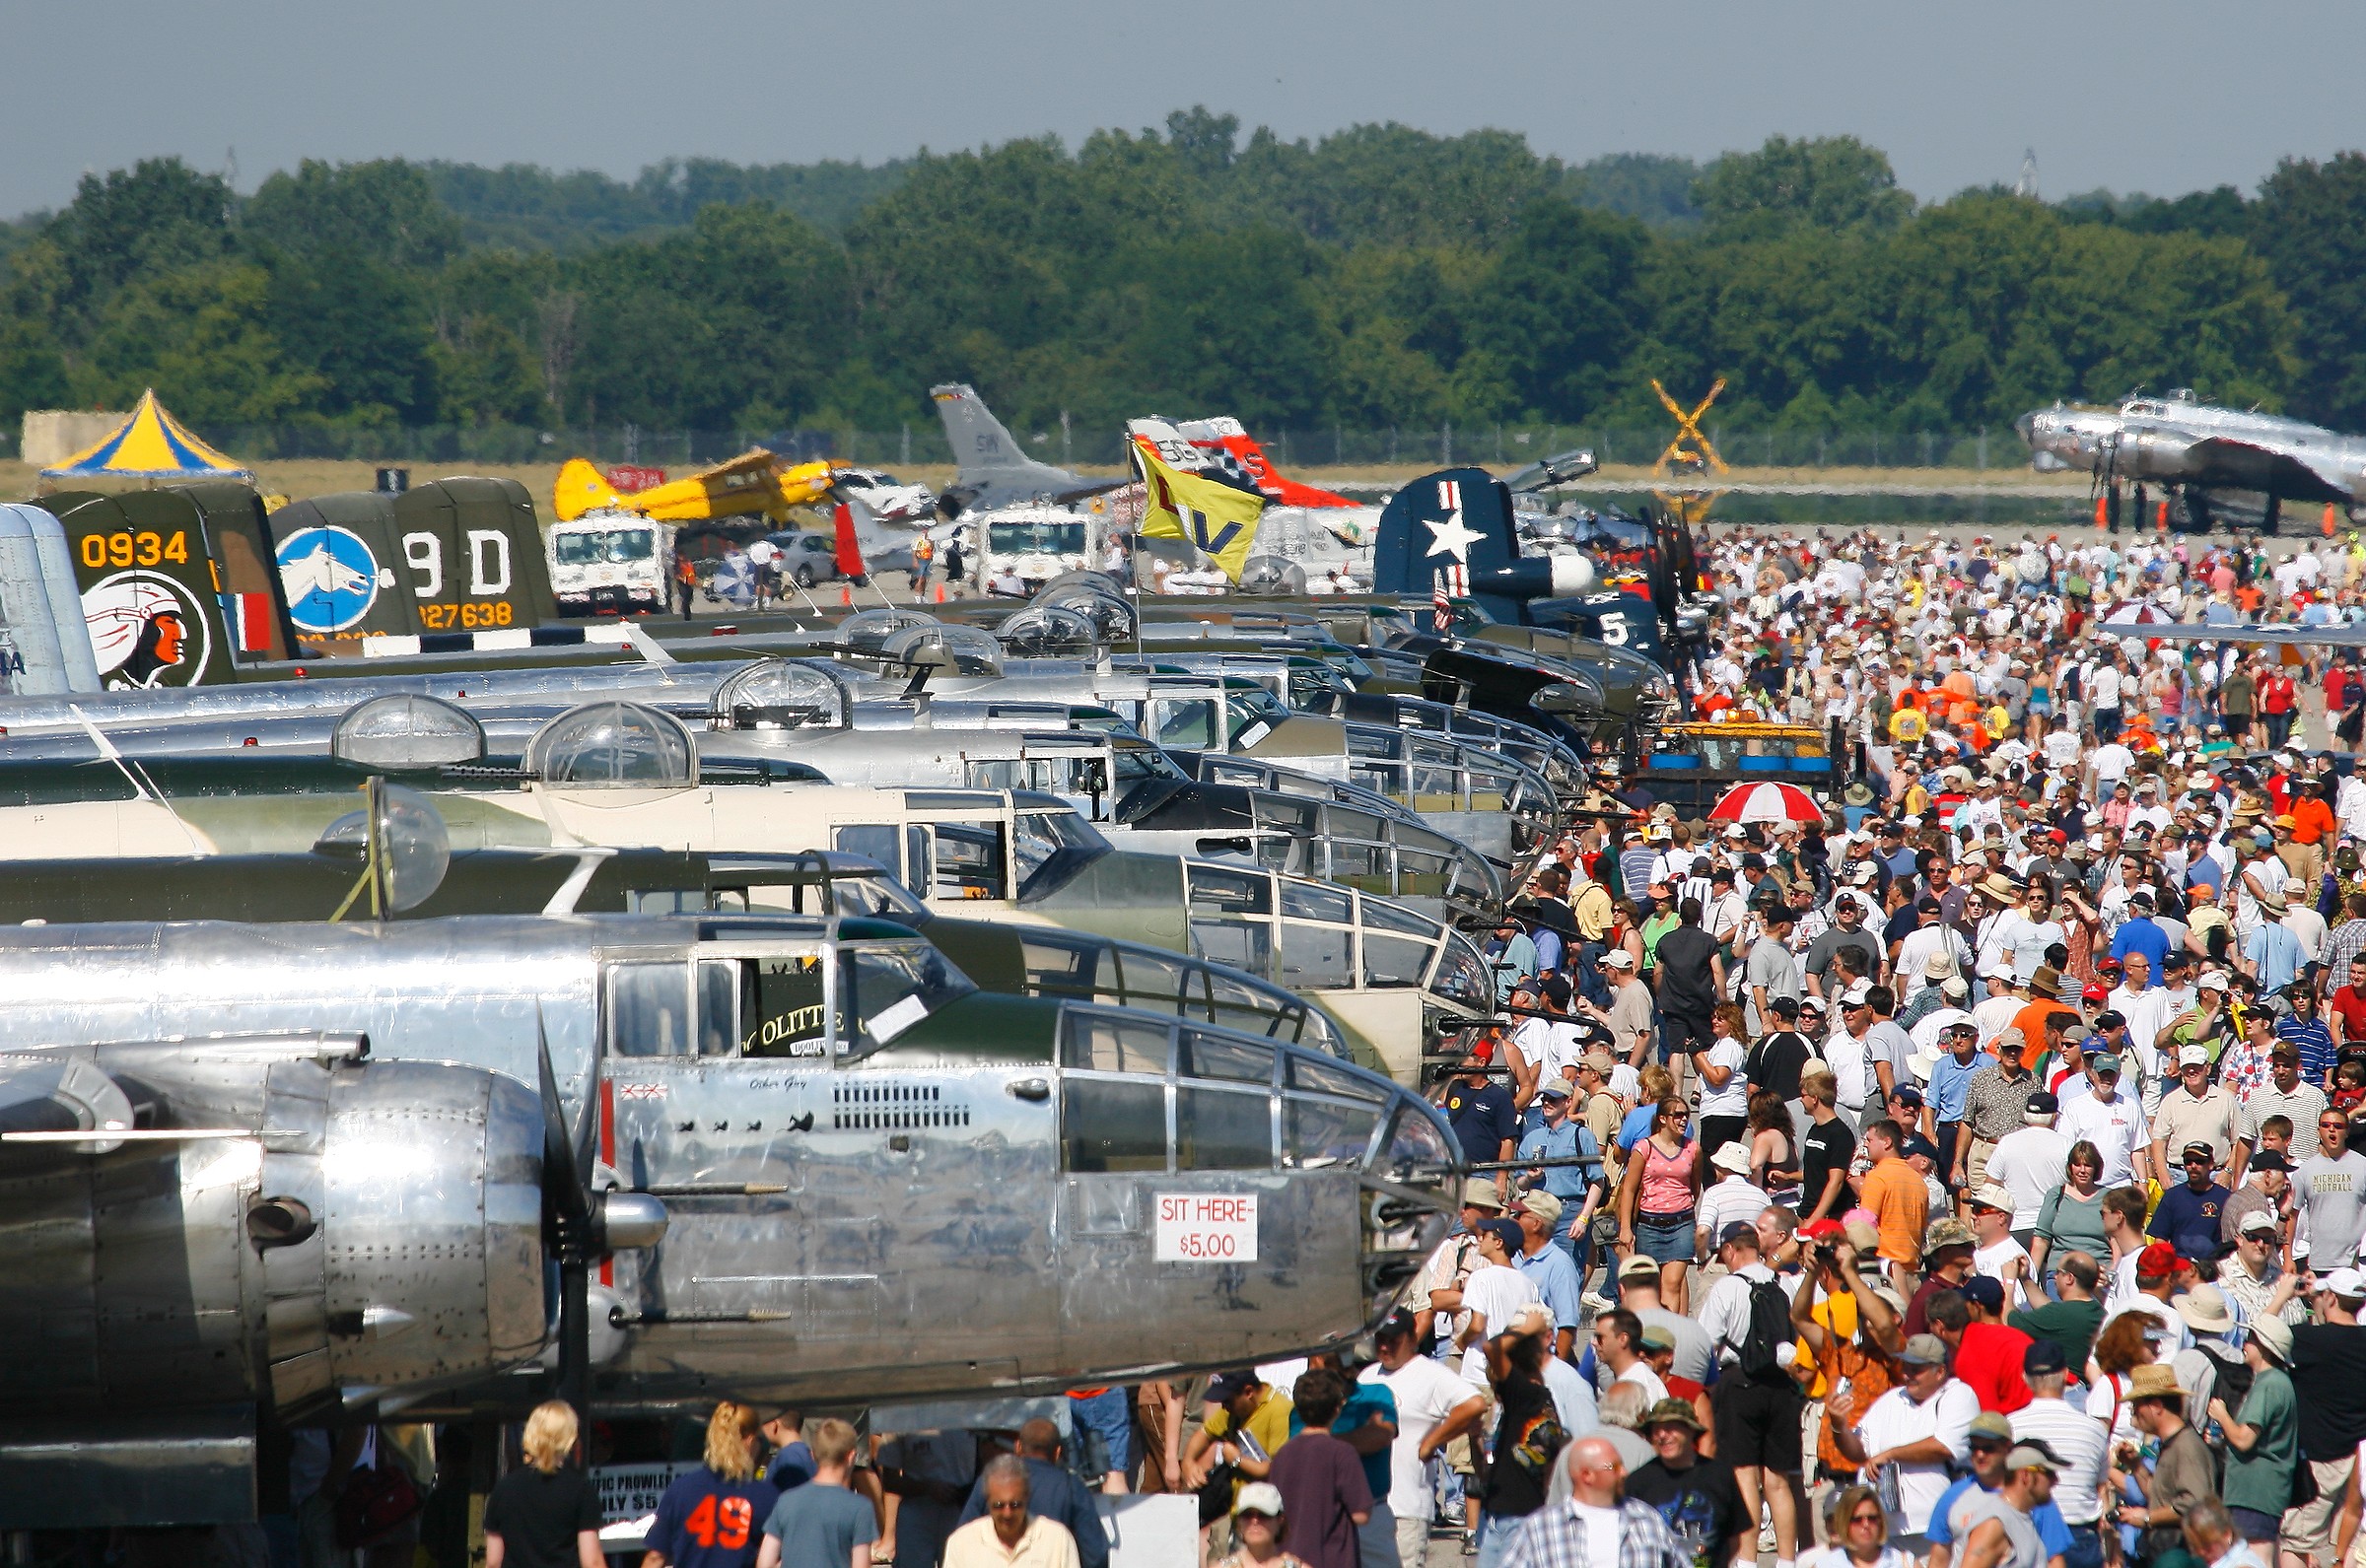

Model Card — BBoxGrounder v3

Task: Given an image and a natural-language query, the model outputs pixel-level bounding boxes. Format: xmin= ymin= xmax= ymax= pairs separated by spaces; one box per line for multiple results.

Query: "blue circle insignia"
xmin=275 ymin=526 xmax=381 ymax=634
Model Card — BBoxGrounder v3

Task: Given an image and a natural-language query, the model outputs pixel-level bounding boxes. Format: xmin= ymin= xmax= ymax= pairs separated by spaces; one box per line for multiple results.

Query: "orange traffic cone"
xmin=840 ymin=583 xmax=854 ymax=607
xmin=2326 ymin=504 xmax=2339 ymax=538
xmin=2156 ymin=499 xmax=2169 ymax=534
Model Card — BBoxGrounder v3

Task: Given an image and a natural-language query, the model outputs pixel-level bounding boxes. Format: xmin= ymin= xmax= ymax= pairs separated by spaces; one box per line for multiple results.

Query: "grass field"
xmin=0 ymin=456 xmax=2090 ymax=511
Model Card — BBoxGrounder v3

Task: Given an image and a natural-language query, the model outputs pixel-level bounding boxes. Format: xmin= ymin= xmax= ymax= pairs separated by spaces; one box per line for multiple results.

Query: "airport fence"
xmin=10 ymin=421 xmax=2022 ymax=475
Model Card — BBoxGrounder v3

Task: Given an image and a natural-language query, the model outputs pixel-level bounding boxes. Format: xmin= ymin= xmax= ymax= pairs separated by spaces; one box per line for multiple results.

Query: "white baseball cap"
xmin=2178 ymin=1045 xmax=2211 ymax=1068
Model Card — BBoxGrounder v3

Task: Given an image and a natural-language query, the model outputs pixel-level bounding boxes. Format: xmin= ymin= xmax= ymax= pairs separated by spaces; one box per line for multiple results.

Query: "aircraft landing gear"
xmin=2105 ymin=482 xmax=2122 ymax=532
xmin=2262 ymin=492 xmax=2282 ymax=537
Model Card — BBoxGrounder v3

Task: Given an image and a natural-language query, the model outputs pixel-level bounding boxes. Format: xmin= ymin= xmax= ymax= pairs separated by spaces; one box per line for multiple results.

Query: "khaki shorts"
xmin=1445 ymin=1384 xmax=1496 ymax=1475
xmin=1966 ymin=1137 xmax=1997 ymax=1193
xmin=2282 ymin=1456 xmax=2355 ymax=1560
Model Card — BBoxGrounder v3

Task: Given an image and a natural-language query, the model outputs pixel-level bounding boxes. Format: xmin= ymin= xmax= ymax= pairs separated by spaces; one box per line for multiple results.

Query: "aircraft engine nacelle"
xmin=0 ymin=1039 xmax=546 ymax=1529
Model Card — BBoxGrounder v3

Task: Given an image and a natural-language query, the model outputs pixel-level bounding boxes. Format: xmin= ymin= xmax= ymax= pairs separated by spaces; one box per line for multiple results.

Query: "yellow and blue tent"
xmin=39 ymin=389 xmax=252 ymax=481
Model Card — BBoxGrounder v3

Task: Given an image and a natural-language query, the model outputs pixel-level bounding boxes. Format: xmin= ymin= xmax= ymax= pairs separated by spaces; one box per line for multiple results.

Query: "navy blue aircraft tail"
xmin=1371 ymin=469 xmax=1595 ymax=624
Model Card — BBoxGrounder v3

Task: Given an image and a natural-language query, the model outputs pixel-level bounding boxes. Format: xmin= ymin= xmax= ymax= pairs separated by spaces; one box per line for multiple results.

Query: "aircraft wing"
xmin=2181 ymin=437 xmax=2353 ymax=506
xmin=602 ymin=449 xmax=846 ymax=523
xmin=2099 ymin=618 xmax=2366 ymax=647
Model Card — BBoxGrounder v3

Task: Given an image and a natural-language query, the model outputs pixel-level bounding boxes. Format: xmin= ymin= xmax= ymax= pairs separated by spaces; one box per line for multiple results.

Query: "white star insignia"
xmin=1425 ymin=510 xmax=1483 ymax=562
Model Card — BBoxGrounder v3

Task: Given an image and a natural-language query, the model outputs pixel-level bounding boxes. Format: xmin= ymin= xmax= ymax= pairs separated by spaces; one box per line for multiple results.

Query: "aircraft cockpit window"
xmin=1106 ymin=947 xmax=1197 ymax=1013
xmin=738 ymin=955 xmax=834 ymax=1058
xmin=608 ymin=961 xmax=694 ymax=1057
xmin=1191 ymin=917 xmax=1275 ymax=979
xmin=1062 ymin=1079 xmax=1167 ymax=1173
xmin=709 ymin=660 xmax=849 ymax=731
xmin=696 ymin=960 xmax=737 ymax=1054
xmin=837 ymin=941 xmax=977 ymax=1062
xmin=1207 ymin=969 xmax=1295 ymax=1040
xmin=1022 ymin=935 xmax=1101 ymax=993
xmin=1289 ymin=1055 xmax=1387 ymax=1100
xmin=1280 ymin=921 xmax=1354 ymax=989
xmin=1427 ymin=939 xmax=1487 ymax=1011
xmin=1188 ymin=863 xmax=1273 ymax=918
xmin=1112 ymin=743 xmax=1186 ymax=784
xmin=826 ymin=873 xmax=929 ymax=921
xmin=628 ymin=888 xmax=697 ymax=915
xmin=1380 ymin=1102 xmax=1457 ymax=1183
xmin=1012 ymin=808 xmax=1104 ymax=902
xmin=1176 ymin=1086 xmax=1274 ymax=1171
xmin=1361 ymin=898 xmax=1440 ymax=940
xmin=1283 ymin=1097 xmax=1381 ymax=1169
xmin=1178 ymin=1031 xmax=1273 ymax=1086
xmin=833 ymin=825 xmax=903 ymax=882
xmin=1363 ymin=934 xmax=1434 ymax=989
xmin=1063 ymin=1012 xmax=1171 ymax=1075
xmin=1280 ymin=880 xmax=1352 ymax=925
xmin=928 ymin=822 xmax=1006 ymax=901
xmin=1226 ymin=692 xmax=1285 ymax=748
xmin=1252 ymin=797 xmax=1319 ymax=836
xmin=1152 ymin=699 xmax=1218 ymax=750
xmin=527 ymin=702 xmax=697 ymax=787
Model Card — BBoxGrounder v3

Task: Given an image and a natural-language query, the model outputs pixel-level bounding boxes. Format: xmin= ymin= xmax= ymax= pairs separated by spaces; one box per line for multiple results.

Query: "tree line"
xmin=2 ymin=110 xmax=2362 ymax=449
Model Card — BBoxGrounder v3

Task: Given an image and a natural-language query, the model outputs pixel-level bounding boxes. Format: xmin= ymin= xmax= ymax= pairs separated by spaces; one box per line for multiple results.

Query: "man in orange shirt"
xmin=1856 ymin=1118 xmax=1928 ymax=1290
xmin=2009 ymin=969 xmax=2076 ymax=1063
xmin=2291 ymin=777 xmax=2339 ymax=847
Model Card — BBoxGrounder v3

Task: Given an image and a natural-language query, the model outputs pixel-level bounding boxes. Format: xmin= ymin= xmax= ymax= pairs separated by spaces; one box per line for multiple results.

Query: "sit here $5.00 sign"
xmin=1155 ymin=1194 xmax=1258 ymax=1261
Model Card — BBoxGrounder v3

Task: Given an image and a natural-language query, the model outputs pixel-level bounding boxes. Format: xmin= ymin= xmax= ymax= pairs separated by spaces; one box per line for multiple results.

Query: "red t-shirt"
xmin=1952 ymin=1322 xmax=2035 ymax=1413
xmin=2331 ymin=987 xmax=2366 ymax=1048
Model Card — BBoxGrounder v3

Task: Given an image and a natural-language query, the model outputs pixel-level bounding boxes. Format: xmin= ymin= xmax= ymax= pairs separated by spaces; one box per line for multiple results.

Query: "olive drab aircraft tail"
xmin=38 ymin=483 xmax=299 ymax=687
xmin=29 ymin=476 xmax=561 ymax=689
xmin=264 ymin=477 xmax=556 ymax=647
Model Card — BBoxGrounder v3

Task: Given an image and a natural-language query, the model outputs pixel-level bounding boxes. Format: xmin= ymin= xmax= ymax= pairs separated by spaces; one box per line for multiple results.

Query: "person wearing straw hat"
xmin=2112 ymin=1364 xmax=2214 ymax=1567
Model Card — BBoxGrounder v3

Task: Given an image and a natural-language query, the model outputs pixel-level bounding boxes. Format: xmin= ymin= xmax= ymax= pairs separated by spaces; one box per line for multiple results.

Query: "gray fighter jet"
xmin=930 ymin=383 xmax=1130 ymax=518
xmin=2018 ymin=389 xmax=2366 ymax=532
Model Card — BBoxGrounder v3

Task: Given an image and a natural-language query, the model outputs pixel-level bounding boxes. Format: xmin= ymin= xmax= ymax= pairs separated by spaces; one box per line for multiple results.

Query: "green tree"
xmin=1464 ymin=197 xmax=1646 ymax=421
xmin=43 ymin=158 xmax=233 ymax=319
xmin=1695 ymin=135 xmax=1913 ymax=236
xmin=244 ymin=159 xmax=464 ymax=271
xmin=2253 ymin=153 xmax=2366 ymax=427
xmin=77 ymin=260 xmax=321 ymax=424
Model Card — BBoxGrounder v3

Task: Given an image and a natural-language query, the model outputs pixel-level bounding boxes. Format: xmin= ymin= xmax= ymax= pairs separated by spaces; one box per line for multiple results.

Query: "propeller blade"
xmin=534 ymin=1010 xmax=592 ymax=1226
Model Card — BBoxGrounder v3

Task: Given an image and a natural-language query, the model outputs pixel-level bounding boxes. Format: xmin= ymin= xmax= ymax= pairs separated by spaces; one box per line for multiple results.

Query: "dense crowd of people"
xmin=1413 ymin=526 xmax=2366 ymax=1568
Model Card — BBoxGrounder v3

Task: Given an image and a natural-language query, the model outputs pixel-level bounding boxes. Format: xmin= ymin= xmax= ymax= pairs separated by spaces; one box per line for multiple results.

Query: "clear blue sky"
xmin=9 ymin=0 xmax=2355 ymax=218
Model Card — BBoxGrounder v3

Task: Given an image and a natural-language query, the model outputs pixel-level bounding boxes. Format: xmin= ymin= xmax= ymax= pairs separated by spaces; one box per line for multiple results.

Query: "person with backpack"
xmin=1515 ymin=1082 xmax=1601 ymax=1274
xmin=1696 ymin=1219 xmax=1808 ymax=1568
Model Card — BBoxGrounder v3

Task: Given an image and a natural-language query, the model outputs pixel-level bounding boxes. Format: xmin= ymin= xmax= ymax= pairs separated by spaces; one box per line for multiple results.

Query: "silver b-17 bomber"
xmin=2019 ymin=386 xmax=2366 ymax=532
xmin=0 ymin=387 xmax=1728 ymax=1548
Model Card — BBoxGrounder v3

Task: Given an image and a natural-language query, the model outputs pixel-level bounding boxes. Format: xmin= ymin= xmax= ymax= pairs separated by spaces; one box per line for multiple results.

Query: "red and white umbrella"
xmin=1707 ymin=781 xmax=1826 ymax=824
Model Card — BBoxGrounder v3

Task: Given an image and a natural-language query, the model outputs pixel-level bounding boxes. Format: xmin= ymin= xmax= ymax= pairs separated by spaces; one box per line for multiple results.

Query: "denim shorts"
xmin=1067 ymin=1388 xmax=1132 ymax=1478
xmin=1634 ymin=1210 xmax=1696 ymax=1265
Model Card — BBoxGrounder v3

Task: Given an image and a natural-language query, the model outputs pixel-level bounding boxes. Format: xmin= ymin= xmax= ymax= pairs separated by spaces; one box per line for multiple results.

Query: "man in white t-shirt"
xmin=1841 ymin=1333 xmax=1978 ymax=1549
xmin=1983 ymin=1091 xmax=2071 ymax=1241
xmin=1967 ymin=1182 xmax=2036 ymax=1310
xmin=2056 ymin=1056 xmax=2154 ymax=1189
xmin=2089 ymin=739 xmax=2134 ymax=795
xmin=1452 ymin=1220 xmax=1543 ymax=1385
xmin=1361 ymin=1312 xmax=1487 ymax=1568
